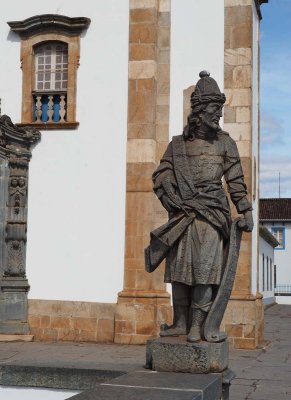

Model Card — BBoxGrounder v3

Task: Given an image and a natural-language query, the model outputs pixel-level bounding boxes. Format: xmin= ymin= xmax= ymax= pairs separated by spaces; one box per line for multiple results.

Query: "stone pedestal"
xmin=67 ymin=370 xmax=232 ymax=400
xmin=0 ymin=277 xmax=30 ymax=334
xmin=146 ymin=337 xmax=229 ymax=374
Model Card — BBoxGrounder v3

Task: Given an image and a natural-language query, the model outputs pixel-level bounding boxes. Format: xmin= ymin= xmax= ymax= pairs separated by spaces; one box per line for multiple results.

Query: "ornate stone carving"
xmin=8 ymin=175 xmax=27 ymax=214
xmin=7 ymin=14 xmax=91 ymax=37
xmin=0 ymin=115 xmax=40 ymax=277
xmin=0 ymin=114 xmax=40 ymax=334
xmin=5 ymin=222 xmax=27 ymax=276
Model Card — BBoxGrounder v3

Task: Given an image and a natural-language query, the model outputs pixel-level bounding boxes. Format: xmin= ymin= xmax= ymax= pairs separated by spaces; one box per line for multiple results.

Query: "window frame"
xmin=20 ymin=33 xmax=79 ymax=129
xmin=7 ymin=15 xmax=90 ymax=130
xmin=271 ymin=226 xmax=286 ymax=250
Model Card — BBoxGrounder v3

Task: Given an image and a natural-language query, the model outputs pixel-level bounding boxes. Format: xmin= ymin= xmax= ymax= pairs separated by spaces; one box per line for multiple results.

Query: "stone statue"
xmin=145 ymin=71 xmax=253 ymax=343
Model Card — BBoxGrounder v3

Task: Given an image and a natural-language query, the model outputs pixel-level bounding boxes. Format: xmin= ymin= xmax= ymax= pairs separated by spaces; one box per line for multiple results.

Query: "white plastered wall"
xmin=170 ymin=0 xmax=224 ymax=137
xmin=262 ymin=222 xmax=291 ymax=287
xmin=259 ymin=235 xmax=275 ymax=303
xmin=0 ymin=0 xmax=129 ymax=302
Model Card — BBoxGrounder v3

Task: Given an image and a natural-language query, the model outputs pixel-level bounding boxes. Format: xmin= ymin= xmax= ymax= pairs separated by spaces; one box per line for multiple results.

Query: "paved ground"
xmin=0 ymin=304 xmax=291 ymax=399
xmin=230 ymin=304 xmax=291 ymax=399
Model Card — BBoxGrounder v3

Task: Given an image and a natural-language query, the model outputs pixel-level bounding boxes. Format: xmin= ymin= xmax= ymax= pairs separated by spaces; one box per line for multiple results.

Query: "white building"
xmin=258 ymin=225 xmax=278 ymax=305
xmin=260 ymin=198 xmax=291 ymax=304
xmin=0 ymin=0 xmax=268 ymax=349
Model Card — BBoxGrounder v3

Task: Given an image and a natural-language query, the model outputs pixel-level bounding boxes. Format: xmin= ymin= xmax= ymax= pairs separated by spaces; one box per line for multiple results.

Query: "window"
xmin=35 ymin=43 xmax=68 ymax=91
xmin=33 ymin=42 xmax=68 ymax=123
xmin=8 ymin=14 xmax=90 ymax=129
xmin=271 ymin=227 xmax=285 ymax=250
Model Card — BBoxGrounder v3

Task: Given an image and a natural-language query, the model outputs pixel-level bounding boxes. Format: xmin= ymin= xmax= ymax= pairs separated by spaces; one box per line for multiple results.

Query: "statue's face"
xmin=200 ymin=102 xmax=223 ymax=132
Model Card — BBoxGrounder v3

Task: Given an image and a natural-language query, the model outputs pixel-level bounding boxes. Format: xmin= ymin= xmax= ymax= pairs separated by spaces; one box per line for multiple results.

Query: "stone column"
xmin=114 ymin=0 xmax=172 ymax=344
xmin=0 ymin=115 xmax=40 ymax=336
xmin=221 ymin=0 xmax=264 ymax=349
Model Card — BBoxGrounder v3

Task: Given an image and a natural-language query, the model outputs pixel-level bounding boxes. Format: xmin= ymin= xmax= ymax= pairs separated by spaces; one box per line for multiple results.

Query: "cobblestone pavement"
xmin=230 ymin=304 xmax=291 ymax=399
xmin=0 ymin=304 xmax=291 ymax=399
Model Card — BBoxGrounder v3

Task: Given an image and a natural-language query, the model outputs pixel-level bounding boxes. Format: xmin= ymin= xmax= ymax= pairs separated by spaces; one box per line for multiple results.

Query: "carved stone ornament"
xmin=7 ymin=14 xmax=91 ymax=38
xmin=0 ymin=115 xmax=40 ymax=277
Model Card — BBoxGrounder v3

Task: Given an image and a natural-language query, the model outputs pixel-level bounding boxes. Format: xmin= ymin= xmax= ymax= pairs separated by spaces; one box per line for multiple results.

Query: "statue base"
xmin=146 ymin=336 xmax=228 ymax=373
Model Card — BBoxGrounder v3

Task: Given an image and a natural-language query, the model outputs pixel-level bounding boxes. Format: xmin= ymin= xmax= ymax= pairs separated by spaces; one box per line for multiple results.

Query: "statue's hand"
xmin=161 ymin=195 xmax=182 ymax=212
xmin=238 ymin=210 xmax=253 ymax=232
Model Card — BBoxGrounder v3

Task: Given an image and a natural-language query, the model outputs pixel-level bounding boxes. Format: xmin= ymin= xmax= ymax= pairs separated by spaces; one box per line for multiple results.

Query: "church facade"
xmin=0 ymin=0 xmax=267 ymax=349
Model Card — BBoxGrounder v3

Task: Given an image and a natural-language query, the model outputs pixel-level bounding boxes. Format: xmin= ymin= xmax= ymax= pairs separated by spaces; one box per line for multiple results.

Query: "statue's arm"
xmin=152 ymin=143 xmax=182 ymax=212
xmin=223 ymin=137 xmax=253 ymax=232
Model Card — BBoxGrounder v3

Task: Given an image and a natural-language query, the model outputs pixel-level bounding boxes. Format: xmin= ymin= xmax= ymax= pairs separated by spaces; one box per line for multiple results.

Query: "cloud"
xmin=260 ymin=112 xmax=284 ymax=145
xmin=260 ymin=154 xmax=291 ymax=198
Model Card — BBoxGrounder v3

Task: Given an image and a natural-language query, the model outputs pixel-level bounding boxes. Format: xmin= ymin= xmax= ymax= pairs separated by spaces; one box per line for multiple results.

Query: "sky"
xmin=260 ymin=0 xmax=291 ymax=198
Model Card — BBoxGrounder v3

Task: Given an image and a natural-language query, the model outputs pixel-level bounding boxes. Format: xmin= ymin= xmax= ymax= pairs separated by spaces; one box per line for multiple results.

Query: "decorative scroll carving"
xmin=5 ymin=222 xmax=27 ymax=276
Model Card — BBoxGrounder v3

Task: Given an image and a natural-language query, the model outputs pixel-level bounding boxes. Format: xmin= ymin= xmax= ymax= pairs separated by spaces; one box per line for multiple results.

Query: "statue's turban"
xmin=191 ymin=71 xmax=226 ymax=109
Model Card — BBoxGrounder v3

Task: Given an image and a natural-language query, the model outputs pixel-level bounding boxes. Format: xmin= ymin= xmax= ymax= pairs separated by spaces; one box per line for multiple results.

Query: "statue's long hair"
xmin=182 ymin=103 xmax=206 ymax=140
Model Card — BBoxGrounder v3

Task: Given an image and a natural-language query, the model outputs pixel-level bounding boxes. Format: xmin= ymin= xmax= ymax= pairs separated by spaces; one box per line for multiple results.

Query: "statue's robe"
xmin=145 ymin=132 xmax=251 ymax=286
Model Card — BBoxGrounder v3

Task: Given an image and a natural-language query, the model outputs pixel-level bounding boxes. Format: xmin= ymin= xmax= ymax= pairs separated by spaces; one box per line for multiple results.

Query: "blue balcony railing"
xmin=33 ymin=92 xmax=67 ymax=123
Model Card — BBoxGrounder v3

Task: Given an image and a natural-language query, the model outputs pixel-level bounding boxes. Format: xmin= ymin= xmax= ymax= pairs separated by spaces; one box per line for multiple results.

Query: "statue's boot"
xmin=187 ymin=283 xmax=213 ymax=343
xmin=187 ymin=307 xmax=208 ymax=342
xmin=160 ymin=305 xmax=188 ymax=336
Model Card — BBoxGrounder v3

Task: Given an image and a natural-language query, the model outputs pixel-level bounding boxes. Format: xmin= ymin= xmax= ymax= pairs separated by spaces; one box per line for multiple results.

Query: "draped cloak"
xmin=145 ymin=132 xmax=251 ymax=286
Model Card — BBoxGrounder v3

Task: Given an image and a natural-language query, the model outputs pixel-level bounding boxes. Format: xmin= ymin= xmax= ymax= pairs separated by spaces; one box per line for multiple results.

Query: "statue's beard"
xmin=200 ymin=114 xmax=221 ymax=133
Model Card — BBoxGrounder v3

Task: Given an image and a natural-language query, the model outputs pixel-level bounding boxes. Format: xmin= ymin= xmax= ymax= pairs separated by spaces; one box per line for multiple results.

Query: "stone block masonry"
xmin=28 ymin=300 xmax=115 ymax=343
xmin=221 ymin=0 xmax=264 ymax=349
xmin=114 ymin=0 xmax=172 ymax=344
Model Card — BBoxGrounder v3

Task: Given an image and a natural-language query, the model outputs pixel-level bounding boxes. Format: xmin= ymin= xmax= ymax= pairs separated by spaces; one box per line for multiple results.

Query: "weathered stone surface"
xmin=129 ymin=44 xmax=156 ymax=61
xmin=223 ymin=122 xmax=251 ymax=141
xmin=236 ymin=106 xmax=251 ymax=122
xmin=224 ymin=105 xmax=236 ymax=123
xmin=128 ymin=60 xmax=157 ymax=79
xmin=225 ymin=0 xmax=252 ymax=6
xmin=130 ymin=0 xmax=158 ymax=9
xmin=158 ymin=11 xmax=170 ymax=27
xmin=230 ymin=23 xmax=252 ymax=49
xmin=225 ymin=88 xmax=251 ymax=107
xmin=117 ymin=0 xmax=171 ymax=345
xmin=159 ymin=0 xmax=171 ymax=13
xmin=127 ymin=139 xmax=156 ymax=163
xmin=157 ymin=26 xmax=170 ymax=48
xmin=146 ymin=337 xmax=228 ymax=373
xmin=130 ymin=8 xmax=157 ymax=24
xmin=0 ymin=116 xmax=40 ymax=335
xmin=28 ymin=299 xmax=116 ymax=343
xmin=68 ymin=370 xmax=223 ymax=400
xmin=225 ymin=48 xmax=252 ymax=66
xmin=129 ymin=23 xmax=157 ymax=44
xmin=0 ymin=365 xmax=125 ymax=390
xmin=225 ymin=5 xmax=252 ymax=26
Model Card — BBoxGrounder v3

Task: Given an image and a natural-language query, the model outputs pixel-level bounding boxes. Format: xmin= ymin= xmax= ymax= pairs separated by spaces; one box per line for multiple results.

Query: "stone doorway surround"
xmin=0 ymin=115 xmax=40 ymax=338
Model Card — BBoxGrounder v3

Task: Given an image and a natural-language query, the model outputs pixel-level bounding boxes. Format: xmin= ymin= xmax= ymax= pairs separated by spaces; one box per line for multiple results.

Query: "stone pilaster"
xmin=0 ymin=115 xmax=40 ymax=335
xmin=114 ymin=0 xmax=172 ymax=344
xmin=221 ymin=0 xmax=264 ymax=349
